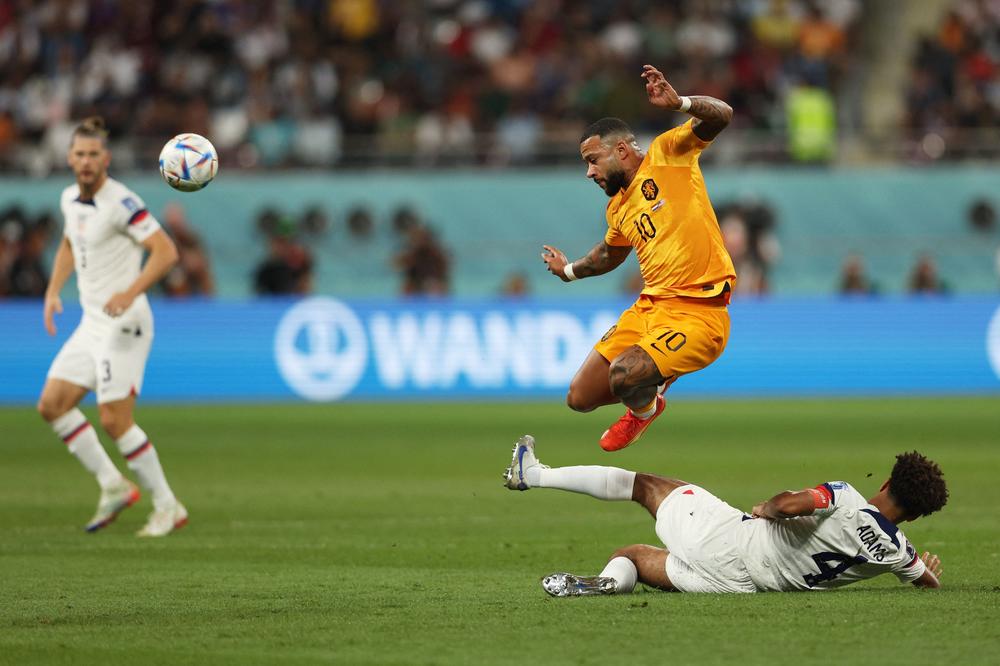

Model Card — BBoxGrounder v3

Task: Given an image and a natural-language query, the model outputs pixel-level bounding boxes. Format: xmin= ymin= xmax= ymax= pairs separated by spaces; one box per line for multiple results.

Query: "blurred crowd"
xmin=905 ymin=0 xmax=1000 ymax=159
xmin=0 ymin=207 xmax=54 ymax=297
xmin=4 ymin=195 xmax=999 ymax=300
xmin=251 ymin=203 xmax=451 ymax=297
xmin=0 ymin=0 xmax=861 ymax=172
xmin=837 ymin=199 xmax=998 ymax=296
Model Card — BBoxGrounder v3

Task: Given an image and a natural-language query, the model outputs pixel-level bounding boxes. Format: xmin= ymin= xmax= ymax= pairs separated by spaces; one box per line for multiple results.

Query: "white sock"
xmin=116 ymin=424 xmax=177 ymax=511
xmin=531 ymin=465 xmax=636 ymax=500
xmin=52 ymin=408 xmax=124 ymax=490
xmin=600 ymin=556 xmax=638 ymax=593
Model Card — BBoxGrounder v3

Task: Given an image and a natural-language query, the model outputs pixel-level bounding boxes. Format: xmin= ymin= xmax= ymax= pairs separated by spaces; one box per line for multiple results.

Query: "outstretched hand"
xmin=921 ymin=552 xmax=942 ymax=578
xmin=541 ymin=245 xmax=571 ymax=282
xmin=641 ymin=65 xmax=681 ymax=110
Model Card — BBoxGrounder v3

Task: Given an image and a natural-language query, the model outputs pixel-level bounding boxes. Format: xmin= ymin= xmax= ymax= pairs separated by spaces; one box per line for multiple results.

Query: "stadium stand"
xmin=0 ymin=1 xmax=997 ymax=299
xmin=903 ymin=1 xmax=1000 ymax=160
xmin=0 ymin=0 xmax=865 ymax=171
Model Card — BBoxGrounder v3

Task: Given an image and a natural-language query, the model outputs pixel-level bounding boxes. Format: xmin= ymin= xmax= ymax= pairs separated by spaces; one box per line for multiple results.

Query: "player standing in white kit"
xmin=37 ymin=117 xmax=188 ymax=536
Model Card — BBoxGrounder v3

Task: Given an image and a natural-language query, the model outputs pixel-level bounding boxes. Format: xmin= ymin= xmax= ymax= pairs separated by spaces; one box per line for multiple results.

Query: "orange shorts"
xmin=593 ymin=294 xmax=731 ymax=382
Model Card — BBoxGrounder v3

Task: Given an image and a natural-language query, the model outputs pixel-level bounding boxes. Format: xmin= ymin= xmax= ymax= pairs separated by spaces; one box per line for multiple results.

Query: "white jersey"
xmin=737 ymin=481 xmax=926 ymax=591
xmin=59 ymin=177 xmax=161 ymax=318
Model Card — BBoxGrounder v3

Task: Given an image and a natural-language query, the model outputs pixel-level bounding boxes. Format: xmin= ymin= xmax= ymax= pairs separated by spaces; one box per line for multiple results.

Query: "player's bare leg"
xmin=37 ymin=378 xmax=137 ymax=531
xmin=510 ymin=440 xmax=686 ymax=596
xmin=542 ymin=544 xmax=676 ymax=597
xmin=599 ymin=345 xmax=667 ymax=451
xmin=566 ymin=350 xmax=618 ymax=412
xmin=631 ymin=472 xmax=688 ymax=517
xmin=38 ymin=378 xmax=89 ymax=424
xmin=100 ymin=396 xmax=187 ymax=537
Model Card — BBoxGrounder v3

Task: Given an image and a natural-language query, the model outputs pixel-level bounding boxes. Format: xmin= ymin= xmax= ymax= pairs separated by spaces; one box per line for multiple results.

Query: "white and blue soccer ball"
xmin=158 ymin=133 xmax=218 ymax=192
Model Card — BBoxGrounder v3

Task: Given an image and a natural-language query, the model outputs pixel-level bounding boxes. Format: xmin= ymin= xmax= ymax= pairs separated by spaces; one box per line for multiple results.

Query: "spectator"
xmin=346 ymin=206 xmax=374 ymax=240
xmin=254 ymin=217 xmax=314 ymax=295
xmin=394 ymin=223 xmax=450 ymax=295
xmin=907 ymin=254 xmax=948 ymax=294
xmin=0 ymin=208 xmax=28 ymax=296
xmin=968 ymin=199 xmax=996 ymax=233
xmin=391 ymin=205 xmax=420 ymax=236
xmin=839 ymin=254 xmax=878 ymax=295
xmin=718 ymin=199 xmax=781 ymax=295
xmin=256 ymin=207 xmax=283 ymax=238
xmin=8 ymin=222 xmax=50 ymax=297
xmin=161 ymin=203 xmax=215 ymax=297
xmin=500 ymin=271 xmax=530 ymax=297
xmin=301 ymin=206 xmax=330 ymax=237
xmin=786 ymin=73 xmax=836 ymax=163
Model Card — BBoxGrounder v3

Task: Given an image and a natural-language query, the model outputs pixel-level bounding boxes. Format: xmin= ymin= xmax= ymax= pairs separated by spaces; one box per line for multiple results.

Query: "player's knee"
xmin=609 ymin=545 xmax=642 ymax=563
xmin=632 ymin=473 xmax=675 ymax=511
xmin=36 ymin=396 xmax=62 ymax=423
xmin=566 ymin=387 xmax=597 ymax=413
xmin=98 ymin=410 xmax=129 ymax=438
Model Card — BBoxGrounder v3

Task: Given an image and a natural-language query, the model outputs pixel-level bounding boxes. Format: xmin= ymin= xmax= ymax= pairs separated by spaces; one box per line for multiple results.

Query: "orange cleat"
xmin=599 ymin=395 xmax=666 ymax=451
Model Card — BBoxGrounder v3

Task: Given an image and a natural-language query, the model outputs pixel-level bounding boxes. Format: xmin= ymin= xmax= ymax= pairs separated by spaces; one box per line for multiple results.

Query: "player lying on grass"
xmin=503 ymin=437 xmax=946 ymax=595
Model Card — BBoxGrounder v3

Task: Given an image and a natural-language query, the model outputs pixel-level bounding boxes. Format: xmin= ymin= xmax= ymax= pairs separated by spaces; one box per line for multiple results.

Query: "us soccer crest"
xmin=641 ymin=179 xmax=658 ymax=201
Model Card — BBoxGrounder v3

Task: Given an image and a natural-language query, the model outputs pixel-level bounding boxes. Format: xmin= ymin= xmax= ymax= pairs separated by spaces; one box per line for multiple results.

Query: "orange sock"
xmin=630 ymin=398 xmax=657 ymax=419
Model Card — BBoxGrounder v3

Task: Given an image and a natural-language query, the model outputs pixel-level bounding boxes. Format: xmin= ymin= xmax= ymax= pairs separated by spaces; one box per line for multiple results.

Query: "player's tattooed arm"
xmin=751 ymin=489 xmax=818 ymax=520
xmin=542 ymin=242 xmax=631 ymax=282
xmin=686 ymin=96 xmax=734 ymax=142
xmin=575 ymin=241 xmax=632 ymax=278
xmin=641 ymin=64 xmax=733 ymax=141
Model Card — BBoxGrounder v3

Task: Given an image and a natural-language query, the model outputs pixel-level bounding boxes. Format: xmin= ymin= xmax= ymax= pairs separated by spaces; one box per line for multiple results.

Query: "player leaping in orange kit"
xmin=542 ymin=65 xmax=737 ymax=451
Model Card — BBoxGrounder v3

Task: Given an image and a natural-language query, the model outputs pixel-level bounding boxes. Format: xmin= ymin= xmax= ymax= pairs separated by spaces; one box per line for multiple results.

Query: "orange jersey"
xmin=604 ymin=119 xmax=736 ymax=299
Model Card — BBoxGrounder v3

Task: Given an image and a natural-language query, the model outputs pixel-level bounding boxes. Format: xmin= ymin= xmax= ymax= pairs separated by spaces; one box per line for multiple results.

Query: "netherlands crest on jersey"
xmin=641 ymin=179 xmax=658 ymax=201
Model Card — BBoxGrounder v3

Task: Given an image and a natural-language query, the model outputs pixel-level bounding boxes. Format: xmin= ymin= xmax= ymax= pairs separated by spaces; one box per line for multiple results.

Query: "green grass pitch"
xmin=1 ymin=397 xmax=999 ymax=665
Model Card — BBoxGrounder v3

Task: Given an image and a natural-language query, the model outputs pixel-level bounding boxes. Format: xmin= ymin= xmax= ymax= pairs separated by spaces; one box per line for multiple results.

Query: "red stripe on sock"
xmin=124 ymin=440 xmax=152 ymax=460
xmin=63 ymin=422 xmax=90 ymax=444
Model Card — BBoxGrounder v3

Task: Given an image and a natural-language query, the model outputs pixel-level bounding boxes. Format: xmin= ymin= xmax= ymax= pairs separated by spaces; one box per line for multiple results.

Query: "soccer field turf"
xmin=1 ymin=398 xmax=998 ymax=665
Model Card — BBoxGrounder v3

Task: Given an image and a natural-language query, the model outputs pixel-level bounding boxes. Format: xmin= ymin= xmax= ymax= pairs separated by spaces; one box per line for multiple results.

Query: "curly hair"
xmin=888 ymin=451 xmax=948 ymax=518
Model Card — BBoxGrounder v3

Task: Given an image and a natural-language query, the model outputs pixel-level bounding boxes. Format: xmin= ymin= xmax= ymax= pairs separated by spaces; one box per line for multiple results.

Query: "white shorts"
xmin=47 ymin=304 xmax=154 ymax=404
xmin=655 ymin=484 xmax=757 ymax=593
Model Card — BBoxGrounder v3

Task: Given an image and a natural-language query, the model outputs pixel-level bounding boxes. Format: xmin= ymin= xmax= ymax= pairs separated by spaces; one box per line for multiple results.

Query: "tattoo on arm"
xmin=575 ymin=242 xmax=631 ymax=278
xmin=688 ymin=96 xmax=733 ymax=142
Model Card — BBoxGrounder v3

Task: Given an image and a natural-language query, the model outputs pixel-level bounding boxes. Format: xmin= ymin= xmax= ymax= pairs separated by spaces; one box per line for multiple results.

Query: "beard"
xmin=602 ymin=165 xmax=628 ymax=197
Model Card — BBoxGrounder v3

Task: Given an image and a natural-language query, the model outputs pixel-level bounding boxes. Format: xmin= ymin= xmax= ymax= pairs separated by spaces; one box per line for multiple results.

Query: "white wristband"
xmin=678 ymin=96 xmax=692 ymax=113
xmin=563 ymin=263 xmax=578 ymax=281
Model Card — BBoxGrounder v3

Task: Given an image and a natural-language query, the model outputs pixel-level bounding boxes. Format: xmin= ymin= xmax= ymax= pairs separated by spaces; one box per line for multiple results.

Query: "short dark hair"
xmin=580 ymin=117 xmax=634 ymax=144
xmin=72 ymin=116 xmax=109 ymax=146
xmin=888 ymin=451 xmax=948 ymax=518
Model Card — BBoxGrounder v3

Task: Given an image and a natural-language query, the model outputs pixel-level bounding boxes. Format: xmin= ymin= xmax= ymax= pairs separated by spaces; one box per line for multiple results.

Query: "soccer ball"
xmin=158 ymin=133 xmax=218 ymax=192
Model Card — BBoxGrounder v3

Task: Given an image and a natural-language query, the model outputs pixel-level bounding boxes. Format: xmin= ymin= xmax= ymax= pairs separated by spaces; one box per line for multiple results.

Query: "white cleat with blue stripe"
xmin=85 ymin=480 xmax=140 ymax=533
xmin=503 ymin=435 xmax=547 ymax=491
